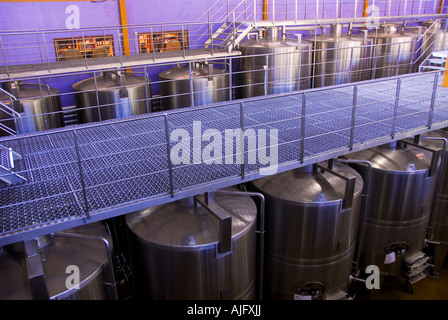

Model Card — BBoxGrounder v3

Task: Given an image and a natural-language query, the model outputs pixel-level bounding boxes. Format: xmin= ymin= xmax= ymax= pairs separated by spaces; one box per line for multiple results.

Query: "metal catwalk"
xmin=1 ymin=71 xmax=448 ymax=246
xmin=0 ymin=48 xmax=239 ymax=79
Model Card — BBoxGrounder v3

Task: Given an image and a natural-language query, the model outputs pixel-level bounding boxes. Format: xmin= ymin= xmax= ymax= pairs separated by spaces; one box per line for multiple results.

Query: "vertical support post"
xmin=41 ymin=33 xmax=51 ymax=72
xmin=36 ymin=31 xmax=44 ymax=63
xmin=428 ymin=72 xmax=440 ymax=129
xmin=188 ymin=61 xmax=195 ymax=107
xmin=73 ymin=129 xmax=90 ymax=219
xmin=391 ymin=78 xmax=401 ymax=139
xmin=228 ymin=57 xmax=233 ymax=101
xmin=240 ymin=102 xmax=245 ymax=179
xmin=300 ymin=93 xmax=306 ymax=163
xmin=349 ymin=85 xmax=358 ymax=151
xmin=163 ymin=115 xmax=174 ymax=197
xmin=143 ymin=66 xmax=151 ymax=114
xmin=117 ymin=30 xmax=123 ymax=65
xmin=81 ymin=32 xmax=88 ymax=69
xmin=150 ymin=27 xmax=156 ymax=62
xmin=93 ymin=71 xmax=102 ymax=122
xmin=0 ymin=36 xmax=10 ymax=77
xmin=37 ymin=78 xmax=48 ymax=131
xmin=264 ymin=55 xmax=268 ymax=96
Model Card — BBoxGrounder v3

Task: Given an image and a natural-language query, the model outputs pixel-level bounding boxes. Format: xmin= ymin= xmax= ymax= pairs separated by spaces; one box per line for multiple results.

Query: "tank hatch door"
xmin=294 ymin=282 xmax=326 ymax=300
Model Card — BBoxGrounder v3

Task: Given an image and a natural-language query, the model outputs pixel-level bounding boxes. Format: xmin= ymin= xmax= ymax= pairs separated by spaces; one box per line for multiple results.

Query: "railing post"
xmin=349 ymin=85 xmax=358 ymax=151
xmin=188 ymin=61 xmax=195 ymax=107
xmin=73 ymin=129 xmax=90 ymax=219
xmin=254 ymin=0 xmax=256 ymax=23
xmin=428 ymin=72 xmax=440 ymax=129
xmin=300 ymin=93 xmax=306 ymax=163
xmin=41 ymin=32 xmax=51 ymax=72
xmin=240 ymin=102 xmax=245 ymax=179
xmin=391 ymin=78 xmax=401 ymax=139
xmin=0 ymin=35 xmax=10 ymax=77
xmin=163 ymin=114 xmax=174 ymax=197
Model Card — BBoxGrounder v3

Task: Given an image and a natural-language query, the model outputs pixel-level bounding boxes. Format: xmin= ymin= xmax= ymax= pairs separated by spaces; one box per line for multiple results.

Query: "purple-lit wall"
xmin=0 ymin=0 xmax=217 ymax=108
xmin=0 ymin=0 xmax=217 ymax=31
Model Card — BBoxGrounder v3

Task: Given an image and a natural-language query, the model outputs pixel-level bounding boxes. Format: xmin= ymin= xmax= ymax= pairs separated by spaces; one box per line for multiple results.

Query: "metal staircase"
xmin=419 ymin=50 xmax=447 ymax=72
xmin=205 ymin=21 xmax=254 ymax=52
xmin=0 ymin=144 xmax=26 ymax=185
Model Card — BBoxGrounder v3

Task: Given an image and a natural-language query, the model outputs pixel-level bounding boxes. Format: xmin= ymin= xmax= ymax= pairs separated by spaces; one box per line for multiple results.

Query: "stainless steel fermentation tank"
xmin=311 ymin=24 xmax=373 ymax=87
xmin=236 ymin=26 xmax=312 ymax=98
xmin=0 ymin=81 xmax=64 ymax=136
xmin=125 ymin=188 xmax=259 ymax=300
xmin=158 ymin=63 xmax=229 ymax=110
xmin=369 ymin=23 xmax=419 ymax=79
xmin=72 ymin=71 xmax=150 ymax=123
xmin=250 ymin=161 xmax=363 ymax=300
xmin=413 ymin=130 xmax=448 ymax=275
xmin=345 ymin=141 xmax=441 ymax=276
xmin=0 ymin=222 xmax=117 ymax=300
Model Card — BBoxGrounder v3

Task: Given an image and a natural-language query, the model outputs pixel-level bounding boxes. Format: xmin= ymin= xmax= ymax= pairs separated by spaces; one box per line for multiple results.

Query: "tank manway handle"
xmin=194 ymin=193 xmax=232 ymax=254
xmin=24 ymin=239 xmax=50 ymax=300
xmin=402 ymin=138 xmax=445 ymax=178
xmin=315 ymin=162 xmax=356 ymax=209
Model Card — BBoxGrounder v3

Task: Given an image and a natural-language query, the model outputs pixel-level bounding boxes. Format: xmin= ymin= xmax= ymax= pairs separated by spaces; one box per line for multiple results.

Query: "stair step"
xmin=0 ymin=145 xmax=27 ymax=185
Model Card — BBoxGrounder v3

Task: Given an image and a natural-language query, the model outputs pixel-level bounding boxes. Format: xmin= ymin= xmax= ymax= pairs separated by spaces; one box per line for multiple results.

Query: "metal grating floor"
xmin=1 ymin=71 xmax=448 ymax=245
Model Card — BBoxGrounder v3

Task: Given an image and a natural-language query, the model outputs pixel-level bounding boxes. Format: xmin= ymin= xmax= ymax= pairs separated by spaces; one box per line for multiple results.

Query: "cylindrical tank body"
xmin=414 ymin=130 xmax=448 ymax=273
xmin=369 ymin=23 xmax=419 ymax=79
xmin=250 ymin=162 xmax=363 ymax=300
xmin=0 ymin=81 xmax=64 ymax=136
xmin=158 ymin=63 xmax=229 ymax=110
xmin=125 ymin=189 xmax=258 ymax=300
xmin=311 ymin=24 xmax=373 ymax=87
xmin=0 ymin=222 xmax=117 ymax=300
xmin=344 ymin=141 xmax=441 ymax=276
xmin=72 ymin=71 xmax=150 ymax=123
xmin=236 ymin=27 xmax=313 ymax=98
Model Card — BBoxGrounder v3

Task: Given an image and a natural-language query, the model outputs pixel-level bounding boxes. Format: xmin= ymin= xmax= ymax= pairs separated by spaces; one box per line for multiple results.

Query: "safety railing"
xmin=2 ymin=20 xmax=448 ymax=136
xmin=0 ymin=0 xmax=446 ymax=75
xmin=0 ymin=68 xmax=447 ymax=245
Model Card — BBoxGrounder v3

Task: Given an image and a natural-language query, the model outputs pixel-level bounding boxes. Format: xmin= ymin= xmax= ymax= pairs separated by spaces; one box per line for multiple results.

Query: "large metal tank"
xmin=250 ymin=161 xmax=364 ymax=300
xmin=344 ymin=141 xmax=441 ymax=276
xmin=412 ymin=130 xmax=448 ymax=274
xmin=72 ymin=71 xmax=150 ymax=123
xmin=125 ymin=189 xmax=258 ymax=300
xmin=0 ymin=81 xmax=64 ymax=136
xmin=311 ymin=24 xmax=373 ymax=87
xmin=369 ymin=23 xmax=419 ymax=79
xmin=158 ymin=63 xmax=229 ymax=110
xmin=0 ymin=222 xmax=117 ymax=300
xmin=236 ymin=26 xmax=313 ymax=98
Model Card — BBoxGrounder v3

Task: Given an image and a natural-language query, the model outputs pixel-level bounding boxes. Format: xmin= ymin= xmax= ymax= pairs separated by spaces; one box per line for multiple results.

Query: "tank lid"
xmin=72 ymin=73 xmax=145 ymax=91
xmin=379 ymin=23 xmax=399 ymax=34
xmin=330 ymin=24 xmax=343 ymax=37
xmin=0 ymin=82 xmax=59 ymax=101
xmin=345 ymin=142 xmax=434 ymax=172
xmin=251 ymin=161 xmax=363 ymax=203
xmin=125 ymin=189 xmax=257 ymax=248
xmin=265 ymin=26 xmax=279 ymax=40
